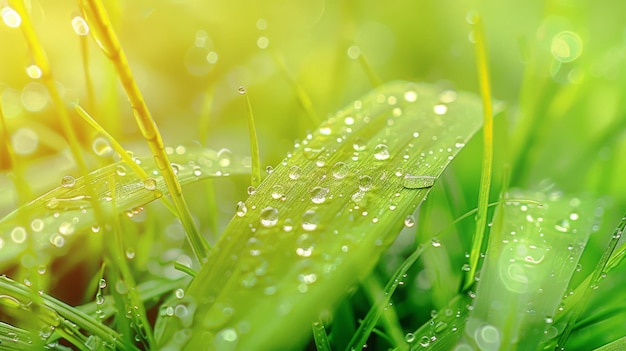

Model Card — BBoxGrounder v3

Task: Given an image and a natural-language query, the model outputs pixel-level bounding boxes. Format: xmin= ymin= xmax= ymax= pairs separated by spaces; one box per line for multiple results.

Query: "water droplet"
xmin=257 ymin=36 xmax=269 ymax=49
xmin=296 ymin=234 xmax=315 ymax=257
xmin=332 ymin=162 xmax=349 ymax=179
xmin=11 ymin=227 xmax=27 ymax=244
xmin=271 ymin=185 xmax=285 ymax=199
xmin=116 ymin=165 xmax=127 ymax=176
xmin=214 ymin=328 xmax=238 ymax=348
xmin=311 ymin=187 xmax=330 ymax=204
xmin=551 ymin=31 xmax=583 ymax=63
xmin=315 ymin=157 xmax=327 ymax=167
xmin=175 ymin=289 xmax=185 ymax=299
xmin=217 ymin=148 xmax=232 ymax=167
xmin=358 ymin=175 xmax=373 ymax=191
xmin=260 ymin=207 xmax=279 ymax=227
xmin=298 ymin=272 xmax=318 ymax=285
xmin=283 ymin=218 xmax=294 ymax=232
xmin=125 ymin=248 xmax=135 ymax=259
xmin=71 ymin=15 xmax=89 ymax=36
xmin=403 ymin=174 xmax=436 ymax=189
xmin=374 ymin=144 xmax=390 ymax=160
xmin=143 ymin=178 xmax=157 ymax=191
xmin=1 ymin=7 xmax=21 ymax=28
xmin=236 ymin=201 xmax=248 ymax=217
xmin=302 ymin=210 xmax=319 ymax=231
xmin=439 ymin=90 xmax=458 ymax=103
xmin=569 ymin=212 xmax=579 ymax=221
xmin=96 ymin=294 xmax=105 ymax=305
xmin=92 ymin=137 xmax=113 ymax=156
xmin=347 ymin=45 xmax=361 ymax=59
xmin=431 ymin=237 xmax=441 ymax=247
xmin=265 ymin=165 xmax=274 ymax=174
xmin=247 ymin=186 xmax=256 ymax=195
xmin=555 ymin=218 xmax=571 ymax=233
xmin=99 ymin=279 xmax=107 ymax=289
xmin=289 ymin=166 xmax=302 ymax=180
xmin=25 ymin=65 xmax=42 ymax=79
xmin=419 ymin=336 xmax=430 ymax=347
xmin=352 ymin=138 xmax=366 ymax=151
xmin=61 ymin=175 xmax=76 ymax=188
xmin=433 ymin=104 xmax=448 ymax=115
xmin=404 ymin=90 xmax=418 ymax=102
xmin=461 ymin=263 xmax=471 ymax=272
xmin=59 ymin=221 xmax=75 ymax=236
xmin=50 ymin=234 xmax=64 ymax=247
xmin=31 ymin=219 xmax=44 ymax=232
xmin=303 ymin=147 xmax=324 ymax=160
xmin=238 ymin=86 xmax=247 ymax=95
xmin=404 ymin=215 xmax=415 ymax=228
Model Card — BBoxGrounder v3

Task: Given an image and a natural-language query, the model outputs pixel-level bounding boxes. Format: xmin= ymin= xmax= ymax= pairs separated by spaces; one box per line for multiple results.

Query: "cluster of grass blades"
xmin=2 ymin=1 xmax=626 ymax=351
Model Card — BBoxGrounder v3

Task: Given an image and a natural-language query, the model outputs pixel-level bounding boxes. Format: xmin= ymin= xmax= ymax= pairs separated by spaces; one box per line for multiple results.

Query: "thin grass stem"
xmin=464 ymin=12 xmax=494 ymax=291
xmin=239 ymin=87 xmax=262 ymax=187
xmin=80 ymin=0 xmax=209 ymax=262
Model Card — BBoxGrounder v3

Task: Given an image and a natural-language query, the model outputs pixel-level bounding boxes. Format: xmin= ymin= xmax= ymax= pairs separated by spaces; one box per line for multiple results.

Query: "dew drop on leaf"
xmin=92 ymin=137 xmax=113 ymax=156
xmin=11 ymin=226 xmax=27 ymax=244
xmin=143 ymin=178 xmax=157 ymax=191
xmin=433 ymin=104 xmax=448 ymax=115
xmin=71 ymin=15 xmax=89 ymax=36
xmin=288 ymin=166 xmax=302 ymax=180
xmin=405 ymin=333 xmax=416 ymax=343
xmin=236 ymin=201 xmax=248 ymax=217
xmin=404 ymin=215 xmax=416 ymax=228
xmin=358 ymin=175 xmax=373 ymax=191
xmin=259 ymin=207 xmax=279 ymax=228
xmin=302 ymin=210 xmax=319 ymax=231
xmin=247 ymin=186 xmax=256 ymax=195
xmin=271 ymin=185 xmax=285 ymax=199
xmin=217 ymin=148 xmax=233 ymax=167
xmin=310 ymin=187 xmax=330 ymax=204
xmin=374 ymin=144 xmax=390 ymax=160
xmin=61 ymin=175 xmax=76 ymax=188
xmin=403 ymin=174 xmax=436 ymax=189
xmin=332 ymin=162 xmax=349 ymax=179
xmin=554 ymin=218 xmax=571 ymax=233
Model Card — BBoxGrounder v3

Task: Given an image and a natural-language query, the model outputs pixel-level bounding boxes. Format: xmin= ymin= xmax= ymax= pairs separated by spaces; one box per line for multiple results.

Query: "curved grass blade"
xmin=155 ymin=81 xmax=487 ymax=350
xmin=346 ymin=245 xmax=424 ymax=351
xmin=0 ymin=276 xmax=139 ymax=351
xmin=406 ymin=190 xmax=603 ymax=350
xmin=0 ymin=144 xmax=250 ymax=269
xmin=454 ymin=190 xmax=602 ymax=351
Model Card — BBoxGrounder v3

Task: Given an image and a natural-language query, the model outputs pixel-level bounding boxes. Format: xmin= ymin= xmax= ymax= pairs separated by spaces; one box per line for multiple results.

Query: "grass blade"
xmin=79 ymin=0 xmax=209 ymax=262
xmin=464 ymin=12 xmax=495 ymax=291
xmin=0 ymin=144 xmax=250 ymax=270
xmin=155 ymin=81 xmax=487 ymax=350
xmin=456 ymin=190 xmax=601 ymax=350
xmin=346 ymin=245 xmax=424 ymax=351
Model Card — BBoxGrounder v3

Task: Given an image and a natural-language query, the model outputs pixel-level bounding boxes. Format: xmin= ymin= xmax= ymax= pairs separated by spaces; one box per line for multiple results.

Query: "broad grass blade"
xmin=155 ymin=81 xmax=486 ymax=350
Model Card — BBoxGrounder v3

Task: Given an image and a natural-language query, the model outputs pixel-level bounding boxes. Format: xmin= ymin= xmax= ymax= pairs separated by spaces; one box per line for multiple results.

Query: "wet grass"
xmin=1 ymin=1 xmax=626 ymax=351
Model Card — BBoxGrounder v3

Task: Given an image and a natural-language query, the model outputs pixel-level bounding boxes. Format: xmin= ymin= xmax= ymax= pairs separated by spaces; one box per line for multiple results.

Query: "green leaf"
xmin=155 ymin=81 xmax=486 ymax=350
xmin=406 ymin=189 xmax=603 ymax=351
xmin=0 ymin=144 xmax=250 ymax=270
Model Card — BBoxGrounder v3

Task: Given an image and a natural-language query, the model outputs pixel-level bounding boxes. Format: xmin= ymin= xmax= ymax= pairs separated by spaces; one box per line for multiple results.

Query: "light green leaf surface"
xmin=407 ymin=189 xmax=603 ymax=351
xmin=155 ymin=81 xmax=486 ymax=350
xmin=0 ymin=144 xmax=250 ymax=269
